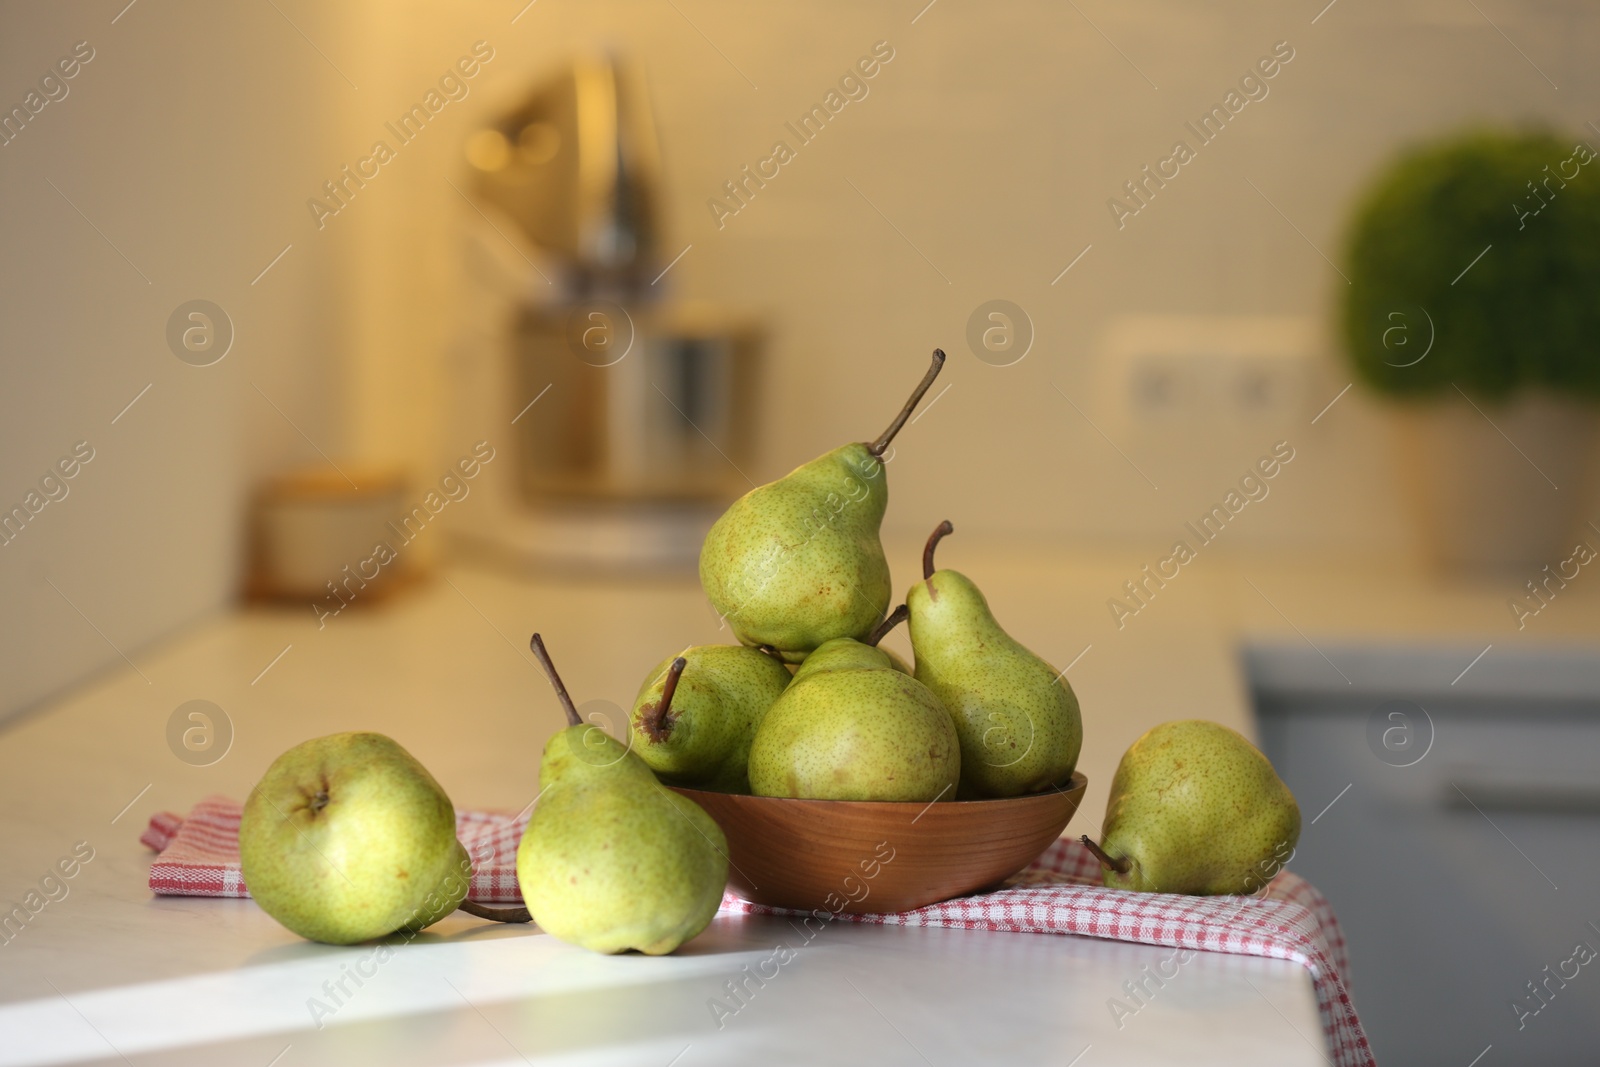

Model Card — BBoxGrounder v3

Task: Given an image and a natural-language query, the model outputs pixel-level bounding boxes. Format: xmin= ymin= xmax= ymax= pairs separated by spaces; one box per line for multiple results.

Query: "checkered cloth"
xmin=144 ymin=797 xmax=1371 ymax=1067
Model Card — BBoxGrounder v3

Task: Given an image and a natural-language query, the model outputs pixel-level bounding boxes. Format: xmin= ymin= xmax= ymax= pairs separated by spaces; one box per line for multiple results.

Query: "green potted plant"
xmin=1341 ymin=128 xmax=1600 ymax=570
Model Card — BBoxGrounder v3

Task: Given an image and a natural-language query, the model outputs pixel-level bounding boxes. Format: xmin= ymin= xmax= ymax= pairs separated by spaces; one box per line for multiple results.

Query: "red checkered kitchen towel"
xmin=144 ymin=797 xmax=1372 ymax=1067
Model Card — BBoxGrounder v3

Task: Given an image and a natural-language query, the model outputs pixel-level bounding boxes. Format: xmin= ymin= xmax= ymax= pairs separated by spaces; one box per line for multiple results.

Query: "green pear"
xmin=748 ymin=611 xmax=960 ymax=802
xmin=699 ymin=351 xmax=946 ymax=661
xmin=1084 ymin=720 xmax=1302 ymax=895
xmin=240 ymin=732 xmax=461 ymax=945
xmin=627 ymin=645 xmax=791 ymax=792
xmin=907 ymin=521 xmax=1082 ymax=798
xmin=397 ymin=840 xmax=473 ymax=934
xmin=879 ymin=646 xmax=915 ymax=676
xmin=518 ymin=635 xmax=729 ymax=954
xmin=789 ymin=636 xmax=893 ymax=683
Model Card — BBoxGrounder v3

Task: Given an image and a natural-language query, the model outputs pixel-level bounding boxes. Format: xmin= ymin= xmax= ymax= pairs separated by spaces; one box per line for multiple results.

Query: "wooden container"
xmin=673 ymin=772 xmax=1088 ymax=915
xmin=246 ymin=465 xmax=418 ymax=604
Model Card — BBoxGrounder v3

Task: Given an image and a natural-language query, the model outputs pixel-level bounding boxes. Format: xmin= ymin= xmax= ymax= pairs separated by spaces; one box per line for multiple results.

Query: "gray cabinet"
xmin=1249 ymin=644 xmax=1600 ymax=1067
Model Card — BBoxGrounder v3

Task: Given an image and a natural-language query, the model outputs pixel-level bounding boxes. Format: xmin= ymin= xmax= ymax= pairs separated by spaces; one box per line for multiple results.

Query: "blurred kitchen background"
xmin=5 ymin=3 xmax=1600 ymax=1062
xmin=3 ymin=0 xmax=1595 ymax=716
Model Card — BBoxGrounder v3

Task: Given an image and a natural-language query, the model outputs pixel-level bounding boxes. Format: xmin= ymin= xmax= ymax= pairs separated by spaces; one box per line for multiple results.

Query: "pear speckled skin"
xmin=908 ymin=570 xmax=1082 ymax=798
xmin=879 ymin=646 xmax=915 ymax=676
xmin=239 ymin=732 xmax=461 ymax=945
xmin=1099 ymin=720 xmax=1301 ymax=895
xmin=788 ymin=636 xmax=894 ymax=684
xmin=627 ymin=645 xmax=792 ymax=792
xmin=748 ymin=660 xmax=960 ymax=802
xmin=699 ymin=443 xmax=893 ymax=662
xmin=397 ymin=840 xmax=473 ymax=934
xmin=518 ymin=727 xmax=728 ymax=955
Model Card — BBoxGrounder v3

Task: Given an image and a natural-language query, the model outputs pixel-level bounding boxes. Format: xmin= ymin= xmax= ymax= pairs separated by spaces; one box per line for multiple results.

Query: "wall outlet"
xmin=1098 ymin=316 xmax=1318 ymax=430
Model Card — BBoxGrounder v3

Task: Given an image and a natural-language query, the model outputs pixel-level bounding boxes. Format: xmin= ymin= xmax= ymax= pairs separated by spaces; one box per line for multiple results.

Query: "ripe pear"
xmin=518 ymin=635 xmax=729 ymax=954
xmin=789 ymin=638 xmax=892 ymax=683
xmin=699 ymin=351 xmax=946 ymax=661
xmin=1083 ymin=720 xmax=1302 ymax=895
xmin=240 ymin=732 xmax=463 ymax=945
xmin=790 ymin=612 xmax=915 ymax=683
xmin=397 ymin=840 xmax=473 ymax=934
xmin=748 ymin=609 xmax=960 ymax=802
xmin=628 ymin=645 xmax=791 ymax=792
xmin=879 ymin=645 xmax=915 ymax=676
xmin=907 ymin=521 xmax=1082 ymax=798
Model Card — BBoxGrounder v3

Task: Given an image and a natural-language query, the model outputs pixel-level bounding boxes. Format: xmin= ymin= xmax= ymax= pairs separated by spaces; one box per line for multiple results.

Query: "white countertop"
xmin=1 ymin=913 xmax=1324 ymax=1067
xmin=4 ymin=544 xmax=1596 ymax=1064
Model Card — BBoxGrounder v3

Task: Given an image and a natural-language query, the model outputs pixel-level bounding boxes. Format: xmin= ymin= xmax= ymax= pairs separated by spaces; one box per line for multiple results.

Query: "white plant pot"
xmin=1394 ymin=393 xmax=1599 ymax=572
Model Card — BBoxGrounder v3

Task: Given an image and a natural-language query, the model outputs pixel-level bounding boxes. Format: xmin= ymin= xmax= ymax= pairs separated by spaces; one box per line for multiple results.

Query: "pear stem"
xmin=867 ymin=349 xmax=946 ymax=458
xmin=923 ymin=519 xmax=954 ymax=579
xmin=756 ymin=644 xmax=785 ymax=662
xmin=639 ymin=657 xmax=687 ymax=743
xmin=1080 ymin=835 xmax=1132 ymax=875
xmin=457 ymin=900 xmax=531 ymax=924
xmin=529 ymin=633 xmax=582 ymax=728
xmin=866 ymin=604 xmax=909 ymax=647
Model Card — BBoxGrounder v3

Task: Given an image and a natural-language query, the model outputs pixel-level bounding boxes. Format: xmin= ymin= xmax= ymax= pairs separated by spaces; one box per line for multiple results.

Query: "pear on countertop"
xmin=1083 ymin=720 xmax=1301 ymax=895
xmin=397 ymin=839 xmax=473 ymax=934
xmin=518 ymin=635 xmax=729 ymax=955
xmin=239 ymin=732 xmax=463 ymax=945
xmin=908 ymin=520 xmax=1082 ymax=798
xmin=699 ymin=351 xmax=946 ymax=662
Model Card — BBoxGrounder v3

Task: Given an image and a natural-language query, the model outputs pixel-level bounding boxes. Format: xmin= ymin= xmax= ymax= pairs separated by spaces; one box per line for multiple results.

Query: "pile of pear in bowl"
xmin=239 ymin=351 xmax=1301 ymax=956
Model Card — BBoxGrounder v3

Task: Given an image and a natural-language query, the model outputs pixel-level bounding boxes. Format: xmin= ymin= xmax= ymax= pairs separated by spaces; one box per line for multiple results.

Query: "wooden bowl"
xmin=672 ymin=772 xmax=1087 ymax=914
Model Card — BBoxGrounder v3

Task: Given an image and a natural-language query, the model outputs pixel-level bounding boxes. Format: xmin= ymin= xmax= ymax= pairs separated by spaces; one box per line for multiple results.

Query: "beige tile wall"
xmin=2 ymin=0 xmax=1593 ymax=716
xmin=331 ymin=0 xmax=1599 ymax=557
